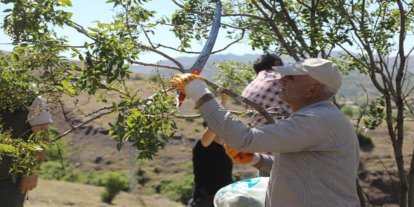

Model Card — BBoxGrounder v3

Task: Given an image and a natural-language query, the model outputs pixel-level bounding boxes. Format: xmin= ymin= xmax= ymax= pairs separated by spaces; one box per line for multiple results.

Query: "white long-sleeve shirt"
xmin=200 ymin=99 xmax=360 ymax=207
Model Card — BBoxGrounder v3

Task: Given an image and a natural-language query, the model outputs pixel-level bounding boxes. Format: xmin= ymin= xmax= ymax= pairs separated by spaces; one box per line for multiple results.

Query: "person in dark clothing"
xmin=0 ymin=96 xmax=52 ymax=207
xmin=188 ymin=125 xmax=233 ymax=207
xmin=188 ymin=94 xmax=233 ymax=207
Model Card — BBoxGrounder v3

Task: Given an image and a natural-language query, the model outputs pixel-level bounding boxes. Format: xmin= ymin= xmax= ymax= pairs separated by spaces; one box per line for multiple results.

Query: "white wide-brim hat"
xmin=273 ymin=58 xmax=342 ymax=92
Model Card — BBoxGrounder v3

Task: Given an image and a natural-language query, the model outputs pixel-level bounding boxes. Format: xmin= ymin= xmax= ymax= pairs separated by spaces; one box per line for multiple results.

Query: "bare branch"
xmin=202 ymin=78 xmax=275 ymax=123
xmin=120 ymin=2 xmax=185 ymax=70
xmin=156 ymin=29 xmax=246 ymax=55
xmin=175 ymin=109 xmax=286 ymax=120
xmin=132 ymin=43 xmax=185 ymax=70
xmin=51 ymin=109 xmax=113 ymax=142
xmin=273 ymin=0 xmax=311 ymax=58
xmin=128 ymin=59 xmax=182 ymax=71
xmin=171 ymin=0 xmax=267 ymax=20
xmin=141 ymin=24 xmax=157 ymax=49
xmin=252 ymin=0 xmax=301 ymax=61
xmin=355 ymin=83 xmax=370 ymax=133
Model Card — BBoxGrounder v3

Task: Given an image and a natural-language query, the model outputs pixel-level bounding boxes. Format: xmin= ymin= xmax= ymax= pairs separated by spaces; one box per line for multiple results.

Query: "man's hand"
xmin=170 ymin=73 xmax=203 ymax=94
xmin=170 ymin=74 xmax=212 ymax=102
xmin=224 ymin=144 xmax=260 ymax=166
xmin=20 ymin=174 xmax=39 ymax=193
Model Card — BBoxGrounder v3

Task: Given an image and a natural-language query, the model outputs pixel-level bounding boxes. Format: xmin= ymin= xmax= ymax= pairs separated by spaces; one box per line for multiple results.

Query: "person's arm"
xmin=199 ymin=93 xmax=228 ymax=147
xmin=200 ymin=126 xmax=225 ymax=147
xmin=252 ymin=154 xmax=273 ymax=173
xmin=200 ymin=127 xmax=216 ymax=147
xmin=171 ymin=74 xmax=327 ymax=153
xmin=224 ymin=143 xmax=274 ymax=172
xmin=200 ymin=99 xmax=327 ymax=152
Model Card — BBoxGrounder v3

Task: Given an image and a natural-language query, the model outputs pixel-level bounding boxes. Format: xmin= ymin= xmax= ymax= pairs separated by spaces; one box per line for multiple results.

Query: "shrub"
xmin=45 ymin=137 xmax=68 ymax=162
xmin=148 ymin=73 xmax=160 ymax=82
xmin=153 ymin=165 xmax=162 ymax=174
xmin=61 ymin=169 xmax=83 ymax=182
xmin=39 ymin=161 xmax=83 ymax=182
xmin=357 ymin=132 xmax=374 ymax=151
xmin=160 ymin=174 xmax=194 ymax=204
xmin=137 ymin=168 xmax=150 ymax=185
xmin=180 ymin=161 xmax=193 ymax=171
xmin=100 ymin=173 xmax=129 ymax=204
xmin=185 ymin=118 xmax=194 ymax=123
xmin=135 ymin=160 xmax=150 ymax=186
xmin=40 ymin=138 xmax=84 ymax=182
xmin=341 ymin=105 xmax=360 ymax=118
xmin=86 ymin=171 xmax=129 ymax=188
xmin=101 ymin=191 xmax=112 ymax=204
xmin=39 ymin=161 xmax=67 ymax=180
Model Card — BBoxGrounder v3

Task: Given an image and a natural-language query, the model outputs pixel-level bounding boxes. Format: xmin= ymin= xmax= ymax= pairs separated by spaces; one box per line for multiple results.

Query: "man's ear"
xmin=305 ymin=84 xmax=322 ymax=98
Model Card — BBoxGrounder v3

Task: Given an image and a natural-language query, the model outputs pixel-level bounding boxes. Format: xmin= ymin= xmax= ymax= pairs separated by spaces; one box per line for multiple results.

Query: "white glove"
xmin=184 ymin=79 xmax=212 ymax=102
xmin=248 ymin=153 xmax=261 ymax=166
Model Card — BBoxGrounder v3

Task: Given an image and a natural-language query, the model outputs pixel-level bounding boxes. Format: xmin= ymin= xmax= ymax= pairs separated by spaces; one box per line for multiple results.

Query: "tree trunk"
xmin=408 ymin=145 xmax=414 ymax=207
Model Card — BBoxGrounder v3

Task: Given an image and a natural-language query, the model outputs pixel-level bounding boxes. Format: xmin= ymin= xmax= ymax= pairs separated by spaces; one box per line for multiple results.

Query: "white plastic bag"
xmin=214 ymin=177 xmax=268 ymax=207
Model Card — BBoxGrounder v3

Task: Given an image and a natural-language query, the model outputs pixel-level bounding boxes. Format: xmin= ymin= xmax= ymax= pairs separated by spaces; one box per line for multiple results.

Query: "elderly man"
xmin=172 ymin=58 xmax=360 ymax=207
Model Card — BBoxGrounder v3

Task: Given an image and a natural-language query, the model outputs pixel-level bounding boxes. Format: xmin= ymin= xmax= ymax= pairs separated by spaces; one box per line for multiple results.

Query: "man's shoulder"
xmin=295 ymin=102 xmax=342 ymax=118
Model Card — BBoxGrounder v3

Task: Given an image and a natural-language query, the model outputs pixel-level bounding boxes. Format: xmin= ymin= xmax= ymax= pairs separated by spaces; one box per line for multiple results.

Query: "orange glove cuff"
xmin=224 ymin=144 xmax=256 ymax=164
xmin=170 ymin=74 xmax=203 ymax=94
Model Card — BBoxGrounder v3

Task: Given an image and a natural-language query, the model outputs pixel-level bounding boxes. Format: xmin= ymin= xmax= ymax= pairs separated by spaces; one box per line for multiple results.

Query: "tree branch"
xmin=251 ymin=0 xmax=301 ymax=61
xmin=171 ymin=0 xmax=267 ymax=20
xmin=127 ymin=59 xmax=182 ymax=71
xmin=156 ymin=29 xmax=245 ymax=55
xmin=202 ymin=78 xmax=276 ymax=123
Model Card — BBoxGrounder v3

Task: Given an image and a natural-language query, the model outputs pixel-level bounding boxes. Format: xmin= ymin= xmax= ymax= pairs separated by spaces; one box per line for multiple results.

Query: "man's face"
xmin=279 ymin=75 xmax=317 ymax=111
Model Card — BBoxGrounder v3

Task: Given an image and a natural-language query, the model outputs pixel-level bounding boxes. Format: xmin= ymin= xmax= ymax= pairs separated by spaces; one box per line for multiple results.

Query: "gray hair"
xmin=318 ymin=82 xmax=337 ymax=99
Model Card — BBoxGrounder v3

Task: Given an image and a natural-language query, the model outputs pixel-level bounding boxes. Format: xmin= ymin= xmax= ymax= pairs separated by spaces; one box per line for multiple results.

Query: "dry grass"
xmin=25 ymin=179 xmax=184 ymax=207
xmin=359 ymin=120 xmax=414 ymax=172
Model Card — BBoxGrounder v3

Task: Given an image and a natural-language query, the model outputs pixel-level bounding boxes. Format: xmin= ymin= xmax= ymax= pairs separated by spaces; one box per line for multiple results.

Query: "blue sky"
xmin=0 ymin=0 xmax=259 ymax=63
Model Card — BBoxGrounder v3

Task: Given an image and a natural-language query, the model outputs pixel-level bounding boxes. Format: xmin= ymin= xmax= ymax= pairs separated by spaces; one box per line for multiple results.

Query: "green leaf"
xmin=61 ymin=80 xmax=77 ymax=96
xmin=0 ymin=143 xmax=16 ymax=153
xmin=58 ymin=0 xmax=72 ymax=7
